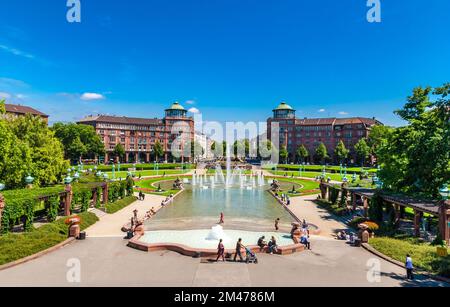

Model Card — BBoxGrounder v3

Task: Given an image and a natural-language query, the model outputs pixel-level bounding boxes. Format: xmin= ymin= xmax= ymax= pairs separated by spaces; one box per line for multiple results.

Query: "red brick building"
xmin=267 ymin=102 xmax=382 ymax=163
xmin=78 ymin=102 xmax=194 ymax=163
xmin=3 ymin=103 xmax=49 ymax=124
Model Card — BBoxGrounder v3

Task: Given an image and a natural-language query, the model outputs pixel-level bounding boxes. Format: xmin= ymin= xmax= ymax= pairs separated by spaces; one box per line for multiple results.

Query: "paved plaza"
xmin=0 ymin=187 xmax=447 ymax=287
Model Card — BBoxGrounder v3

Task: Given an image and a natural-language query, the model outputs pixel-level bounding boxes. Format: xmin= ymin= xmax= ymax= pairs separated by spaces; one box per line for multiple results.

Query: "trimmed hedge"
xmin=94 ymin=163 xmax=194 ymax=172
xmin=0 ymin=212 xmax=98 ymax=266
xmin=265 ymin=164 xmax=377 ymax=175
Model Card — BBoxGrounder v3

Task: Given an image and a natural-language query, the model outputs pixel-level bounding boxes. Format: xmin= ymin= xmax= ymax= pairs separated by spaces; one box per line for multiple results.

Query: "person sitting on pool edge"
xmin=268 ymin=236 xmax=278 ymax=254
xmin=257 ymin=236 xmax=267 ymax=251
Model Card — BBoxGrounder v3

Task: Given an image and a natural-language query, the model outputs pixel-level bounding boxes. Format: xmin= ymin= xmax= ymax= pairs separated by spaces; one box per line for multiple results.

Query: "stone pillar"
xmin=352 ymin=193 xmax=357 ymax=211
xmin=64 ymin=184 xmax=73 ymax=216
xmin=394 ymin=204 xmax=401 ymax=223
xmin=363 ymin=197 xmax=369 ymax=218
xmin=413 ymin=209 xmax=423 ymax=237
xmin=439 ymin=200 xmax=450 ymax=244
xmin=102 ymin=184 xmax=109 ymax=204
xmin=0 ymin=193 xmax=5 ymax=230
xmin=135 ymin=152 xmax=139 ymax=163
xmin=105 ymin=153 xmax=109 ymax=163
xmin=125 ymin=153 xmax=129 ymax=163
xmin=146 ymin=152 xmax=150 ymax=163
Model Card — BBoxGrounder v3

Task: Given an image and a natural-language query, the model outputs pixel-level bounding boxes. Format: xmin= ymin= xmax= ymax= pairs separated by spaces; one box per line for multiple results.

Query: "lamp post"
xmin=64 ymin=174 xmax=73 ymax=185
xmin=339 ymin=163 xmax=343 ymax=176
xmin=352 ymin=173 xmax=357 ymax=183
xmin=25 ymin=174 xmax=34 ymax=189
xmin=73 ymin=172 xmax=80 ymax=182
xmin=112 ymin=164 xmax=115 ymax=180
xmin=440 ymin=185 xmax=449 ymax=200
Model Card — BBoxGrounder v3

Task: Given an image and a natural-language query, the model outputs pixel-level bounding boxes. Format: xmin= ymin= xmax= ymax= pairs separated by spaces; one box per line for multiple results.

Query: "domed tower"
xmin=165 ymin=102 xmax=187 ymax=118
xmin=273 ymin=102 xmax=296 ymax=119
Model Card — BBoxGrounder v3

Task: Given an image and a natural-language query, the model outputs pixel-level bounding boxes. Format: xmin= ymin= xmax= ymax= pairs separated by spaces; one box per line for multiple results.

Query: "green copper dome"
xmin=273 ymin=102 xmax=294 ymax=111
xmin=166 ymin=102 xmax=185 ymax=111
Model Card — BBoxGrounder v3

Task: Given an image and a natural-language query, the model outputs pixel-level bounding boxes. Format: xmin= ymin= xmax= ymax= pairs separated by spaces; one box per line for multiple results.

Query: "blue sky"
xmin=0 ymin=0 xmax=449 ymax=128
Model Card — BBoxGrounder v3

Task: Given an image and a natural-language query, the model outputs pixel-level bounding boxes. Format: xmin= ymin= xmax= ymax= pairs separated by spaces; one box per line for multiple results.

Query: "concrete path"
xmin=288 ymin=194 xmax=349 ymax=238
xmin=0 ymin=169 xmax=447 ymax=287
xmin=0 ymin=236 xmax=446 ymax=287
xmin=85 ymin=193 xmax=165 ymax=237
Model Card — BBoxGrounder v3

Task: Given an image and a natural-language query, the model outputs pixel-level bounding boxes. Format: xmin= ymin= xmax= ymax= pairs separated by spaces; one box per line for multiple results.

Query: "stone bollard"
xmin=65 ymin=216 xmax=81 ymax=239
xmin=361 ymin=230 xmax=370 ymax=243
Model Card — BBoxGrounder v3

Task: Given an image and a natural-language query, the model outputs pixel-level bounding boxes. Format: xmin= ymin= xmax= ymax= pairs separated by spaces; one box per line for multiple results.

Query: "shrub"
xmin=46 ymin=195 xmax=60 ymax=222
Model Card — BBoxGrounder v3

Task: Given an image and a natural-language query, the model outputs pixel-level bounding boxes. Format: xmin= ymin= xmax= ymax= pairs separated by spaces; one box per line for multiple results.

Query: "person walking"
xmin=233 ymin=238 xmax=244 ymax=262
xmin=219 ymin=212 xmax=224 ymax=224
xmin=275 ymin=218 xmax=280 ymax=231
xmin=216 ymin=239 xmax=225 ymax=262
xmin=405 ymin=254 xmax=414 ymax=280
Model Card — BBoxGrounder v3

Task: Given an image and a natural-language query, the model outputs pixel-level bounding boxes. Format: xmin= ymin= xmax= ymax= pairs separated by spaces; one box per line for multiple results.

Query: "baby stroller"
xmin=245 ymin=247 xmax=258 ymax=264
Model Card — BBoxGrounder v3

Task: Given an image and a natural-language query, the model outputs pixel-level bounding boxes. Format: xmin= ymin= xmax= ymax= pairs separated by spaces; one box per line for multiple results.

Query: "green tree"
xmin=279 ymin=145 xmax=289 ymax=164
xmin=113 ymin=143 xmax=126 ymax=162
xmin=191 ymin=141 xmax=204 ymax=160
xmin=315 ymin=142 xmax=328 ymax=164
xmin=233 ymin=139 xmax=250 ymax=158
xmin=296 ymin=144 xmax=309 ymax=163
xmin=52 ymin=123 xmax=105 ymax=162
xmin=258 ymin=140 xmax=277 ymax=160
xmin=367 ymin=124 xmax=392 ymax=157
xmin=377 ymin=83 xmax=450 ymax=198
xmin=153 ymin=140 xmax=164 ymax=161
xmin=334 ymin=140 xmax=349 ymax=164
xmin=0 ymin=99 xmax=5 ymax=114
xmin=10 ymin=115 xmax=69 ymax=187
xmin=354 ymin=139 xmax=371 ymax=166
xmin=0 ymin=120 xmax=32 ymax=189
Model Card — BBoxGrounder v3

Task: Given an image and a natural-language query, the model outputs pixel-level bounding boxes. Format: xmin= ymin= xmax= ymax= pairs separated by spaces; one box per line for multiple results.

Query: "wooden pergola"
xmin=319 ymin=182 xmax=450 ymax=244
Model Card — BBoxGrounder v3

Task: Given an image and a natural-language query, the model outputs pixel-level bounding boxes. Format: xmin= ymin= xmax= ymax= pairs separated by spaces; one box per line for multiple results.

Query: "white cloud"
xmin=185 ymin=100 xmax=196 ymax=105
xmin=0 ymin=92 xmax=11 ymax=99
xmin=188 ymin=107 xmax=200 ymax=114
xmin=15 ymin=94 xmax=27 ymax=99
xmin=80 ymin=93 xmax=105 ymax=101
xmin=318 ymin=109 xmax=326 ymax=113
xmin=0 ymin=44 xmax=35 ymax=59
xmin=338 ymin=111 xmax=349 ymax=115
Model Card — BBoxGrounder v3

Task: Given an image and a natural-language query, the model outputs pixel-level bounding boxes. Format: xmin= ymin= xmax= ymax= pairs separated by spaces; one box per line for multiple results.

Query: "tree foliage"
xmin=153 ymin=141 xmax=164 ymax=161
xmin=0 ymin=114 xmax=69 ymax=189
xmin=113 ymin=143 xmax=125 ymax=162
xmin=377 ymin=83 xmax=450 ymax=198
xmin=52 ymin=123 xmax=105 ymax=162
xmin=279 ymin=145 xmax=289 ymax=164
xmin=296 ymin=144 xmax=309 ymax=163
xmin=354 ymin=138 xmax=371 ymax=165
xmin=334 ymin=140 xmax=349 ymax=163
xmin=315 ymin=142 xmax=328 ymax=164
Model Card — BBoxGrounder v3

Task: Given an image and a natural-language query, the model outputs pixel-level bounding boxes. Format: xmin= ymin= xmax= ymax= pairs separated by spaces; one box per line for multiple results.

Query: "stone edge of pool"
xmin=127 ymin=233 xmax=306 ymax=257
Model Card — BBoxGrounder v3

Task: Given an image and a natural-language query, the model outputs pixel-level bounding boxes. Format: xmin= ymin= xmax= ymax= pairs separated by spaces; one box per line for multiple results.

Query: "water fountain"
xmin=205 ymin=225 xmax=231 ymax=242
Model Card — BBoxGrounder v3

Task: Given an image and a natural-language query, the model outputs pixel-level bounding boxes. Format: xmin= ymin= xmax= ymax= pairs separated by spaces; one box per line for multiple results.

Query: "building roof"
xmin=165 ymin=102 xmax=186 ymax=111
xmin=4 ymin=103 xmax=48 ymax=117
xmin=78 ymin=115 xmax=163 ymax=126
xmin=273 ymin=117 xmax=381 ymax=126
xmin=273 ymin=102 xmax=295 ymax=111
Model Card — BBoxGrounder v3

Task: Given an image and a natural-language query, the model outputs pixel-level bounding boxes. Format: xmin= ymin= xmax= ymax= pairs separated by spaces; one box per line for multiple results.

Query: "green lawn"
xmin=104 ymin=169 xmax=188 ymax=178
xmin=268 ymin=170 xmax=367 ymax=184
xmin=369 ymin=237 xmax=450 ymax=277
xmin=0 ymin=212 xmax=98 ymax=266
xmin=266 ymin=176 xmax=320 ymax=197
xmin=135 ymin=176 xmax=181 ymax=196
xmin=105 ymin=196 xmax=138 ymax=214
xmin=264 ymin=164 xmax=377 ymax=173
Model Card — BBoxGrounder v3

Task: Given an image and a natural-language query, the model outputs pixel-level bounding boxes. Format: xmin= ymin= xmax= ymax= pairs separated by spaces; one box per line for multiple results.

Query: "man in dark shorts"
xmin=234 ymin=238 xmax=244 ymax=262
